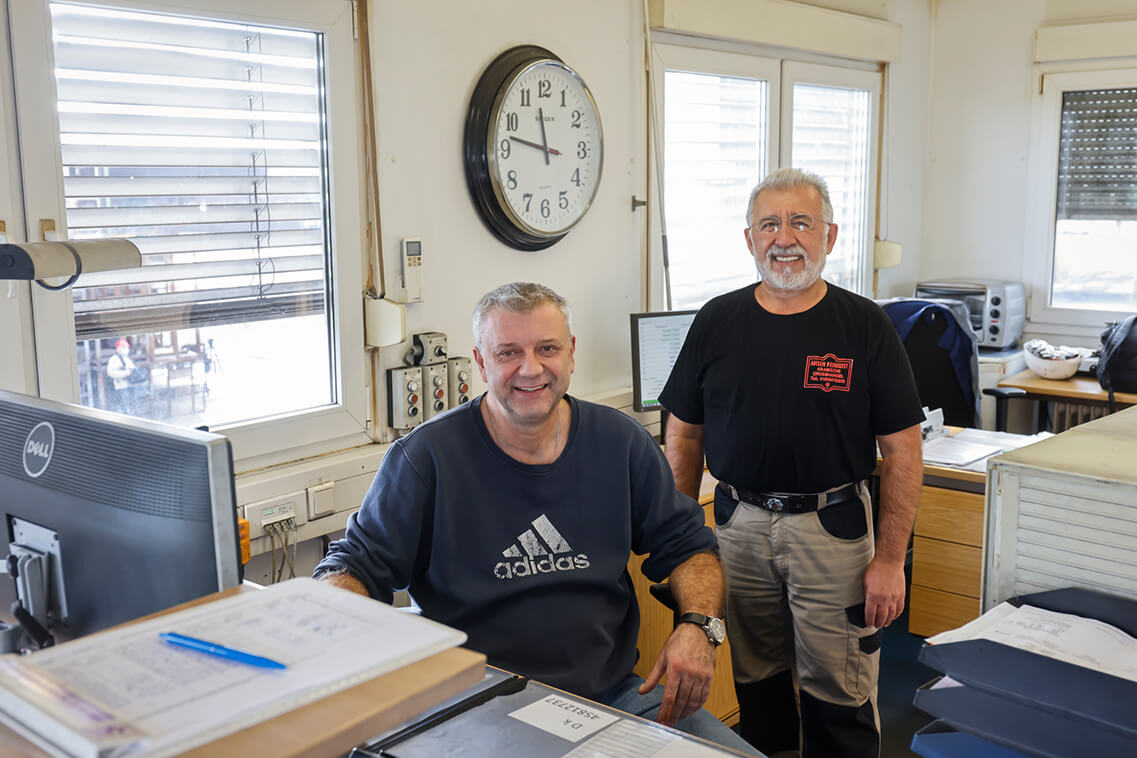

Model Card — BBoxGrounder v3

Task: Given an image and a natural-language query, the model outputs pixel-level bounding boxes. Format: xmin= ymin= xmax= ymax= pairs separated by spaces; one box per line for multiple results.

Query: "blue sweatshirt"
xmin=314 ymin=394 xmax=716 ymax=699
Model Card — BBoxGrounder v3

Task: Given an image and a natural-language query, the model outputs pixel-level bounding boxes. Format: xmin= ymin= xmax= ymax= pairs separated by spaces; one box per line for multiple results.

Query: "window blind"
xmin=48 ymin=2 xmax=331 ymax=340
xmin=1056 ymin=87 xmax=1137 ymax=221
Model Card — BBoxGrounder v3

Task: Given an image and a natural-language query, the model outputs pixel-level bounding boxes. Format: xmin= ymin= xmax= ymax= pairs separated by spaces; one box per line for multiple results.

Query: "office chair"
xmin=982 ymin=386 xmax=1026 ymax=432
xmin=879 ymin=298 xmax=982 ymax=428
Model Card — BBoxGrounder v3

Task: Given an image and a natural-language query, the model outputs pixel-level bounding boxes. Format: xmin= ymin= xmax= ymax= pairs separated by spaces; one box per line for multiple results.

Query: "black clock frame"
xmin=464 ymin=45 xmax=570 ymax=252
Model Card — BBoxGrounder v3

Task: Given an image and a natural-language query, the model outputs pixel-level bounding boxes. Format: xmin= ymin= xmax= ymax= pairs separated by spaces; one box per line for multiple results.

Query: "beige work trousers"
xmin=716 ymin=482 xmax=880 ymax=716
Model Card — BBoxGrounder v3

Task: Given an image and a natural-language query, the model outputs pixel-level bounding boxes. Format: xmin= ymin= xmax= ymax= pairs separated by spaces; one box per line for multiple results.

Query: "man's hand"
xmin=863 ymin=556 xmax=906 ymax=628
xmin=315 ymin=570 xmax=370 ymax=597
xmin=637 ymin=621 xmax=716 ymax=725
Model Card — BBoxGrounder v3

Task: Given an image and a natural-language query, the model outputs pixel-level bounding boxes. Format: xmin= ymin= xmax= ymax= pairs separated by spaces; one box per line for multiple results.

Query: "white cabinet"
xmin=983 ymin=406 xmax=1137 ymax=609
xmin=978 ymin=348 xmax=1030 ymax=432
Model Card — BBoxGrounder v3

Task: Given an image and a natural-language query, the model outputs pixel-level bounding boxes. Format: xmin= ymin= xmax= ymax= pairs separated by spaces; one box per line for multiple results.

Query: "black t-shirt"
xmin=660 ymin=283 xmax=923 ymax=493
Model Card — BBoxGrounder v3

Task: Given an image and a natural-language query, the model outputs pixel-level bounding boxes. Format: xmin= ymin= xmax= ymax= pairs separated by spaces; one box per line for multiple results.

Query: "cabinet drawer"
xmin=909 ymin=585 xmax=981 ymax=637
xmin=914 ymin=486 xmax=984 ymax=547
xmin=911 ymin=536 xmax=982 ymax=597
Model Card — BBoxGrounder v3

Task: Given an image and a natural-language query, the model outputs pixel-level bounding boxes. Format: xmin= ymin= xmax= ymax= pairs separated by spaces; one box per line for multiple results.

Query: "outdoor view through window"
xmin=51 ymin=2 xmax=335 ymax=429
xmin=1052 ymin=86 xmax=1137 ymax=313
xmin=663 ymin=68 xmax=874 ymax=311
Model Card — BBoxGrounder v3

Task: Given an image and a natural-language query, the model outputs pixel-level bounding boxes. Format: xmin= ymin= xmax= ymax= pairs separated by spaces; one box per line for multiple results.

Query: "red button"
xmin=408 ymin=394 xmax=419 ymax=404
xmin=435 ymin=389 xmax=444 ymax=399
xmin=459 ymin=383 xmax=469 ymax=393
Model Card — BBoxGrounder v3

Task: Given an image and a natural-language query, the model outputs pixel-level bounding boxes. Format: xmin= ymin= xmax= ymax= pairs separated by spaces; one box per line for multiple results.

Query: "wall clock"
xmin=464 ymin=45 xmax=604 ymax=251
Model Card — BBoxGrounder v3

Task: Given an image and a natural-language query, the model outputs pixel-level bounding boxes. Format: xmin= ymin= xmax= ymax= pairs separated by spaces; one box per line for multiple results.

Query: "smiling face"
xmin=472 ymin=301 xmax=575 ymax=430
xmin=744 ymin=184 xmax=837 ymax=294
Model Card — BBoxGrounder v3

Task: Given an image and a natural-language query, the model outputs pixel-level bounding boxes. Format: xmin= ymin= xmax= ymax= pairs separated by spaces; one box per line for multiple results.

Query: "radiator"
xmin=1050 ymin=401 xmax=1111 ymax=433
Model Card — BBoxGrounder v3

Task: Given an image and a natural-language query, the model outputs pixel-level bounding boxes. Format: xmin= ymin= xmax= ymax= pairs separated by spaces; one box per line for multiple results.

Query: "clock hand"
xmin=508 ymin=136 xmax=562 ymax=156
xmin=538 ymin=106 xmax=551 ymax=166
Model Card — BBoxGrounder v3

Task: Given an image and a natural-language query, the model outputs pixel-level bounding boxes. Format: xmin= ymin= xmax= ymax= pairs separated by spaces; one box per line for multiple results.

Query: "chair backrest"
xmin=878 ymin=297 xmax=981 ymax=428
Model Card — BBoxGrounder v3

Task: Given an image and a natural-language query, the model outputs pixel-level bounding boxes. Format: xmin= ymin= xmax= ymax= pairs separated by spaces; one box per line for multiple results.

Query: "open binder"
xmin=0 ymin=578 xmax=471 ymax=758
xmin=911 ymin=587 xmax=1137 ymax=758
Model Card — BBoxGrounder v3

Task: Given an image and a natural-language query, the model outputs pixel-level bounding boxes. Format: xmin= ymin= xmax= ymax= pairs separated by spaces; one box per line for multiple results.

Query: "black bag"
xmin=128 ymin=364 xmax=149 ymax=385
xmin=1097 ymin=315 xmax=1137 ymax=408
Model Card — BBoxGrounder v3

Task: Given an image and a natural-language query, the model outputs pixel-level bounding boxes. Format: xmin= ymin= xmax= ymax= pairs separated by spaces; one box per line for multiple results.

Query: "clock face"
xmin=486 ymin=61 xmax=603 ymax=239
xmin=464 ymin=46 xmax=604 ymax=250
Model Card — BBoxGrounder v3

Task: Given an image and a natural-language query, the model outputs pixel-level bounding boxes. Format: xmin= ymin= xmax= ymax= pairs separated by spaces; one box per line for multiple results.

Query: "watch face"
xmin=486 ymin=59 xmax=603 ymax=238
xmin=707 ymin=616 xmax=727 ymax=644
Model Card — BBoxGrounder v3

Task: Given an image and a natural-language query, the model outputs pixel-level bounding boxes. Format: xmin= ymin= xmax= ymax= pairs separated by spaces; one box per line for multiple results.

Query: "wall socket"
xmin=244 ymin=491 xmax=306 ymax=539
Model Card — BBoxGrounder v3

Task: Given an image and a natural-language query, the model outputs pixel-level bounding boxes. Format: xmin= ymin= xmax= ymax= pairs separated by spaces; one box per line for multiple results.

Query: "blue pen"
xmin=159 ymin=632 xmax=287 ymax=670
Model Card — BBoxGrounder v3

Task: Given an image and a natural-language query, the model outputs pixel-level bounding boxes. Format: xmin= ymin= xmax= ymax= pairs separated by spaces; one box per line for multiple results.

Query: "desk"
xmin=908 ymin=463 xmax=986 ymax=637
xmin=0 ymin=586 xmax=485 ymax=758
xmin=357 ymin=666 xmax=751 ymax=756
xmin=997 ymin=368 xmax=1137 ymax=433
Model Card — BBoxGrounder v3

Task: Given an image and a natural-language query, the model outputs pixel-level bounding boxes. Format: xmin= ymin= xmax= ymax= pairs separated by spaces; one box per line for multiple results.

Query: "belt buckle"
xmin=764 ymin=496 xmax=785 ymax=513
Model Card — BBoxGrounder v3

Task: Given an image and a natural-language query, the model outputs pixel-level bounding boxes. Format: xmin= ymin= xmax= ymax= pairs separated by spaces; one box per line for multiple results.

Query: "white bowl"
xmin=1025 ymin=350 xmax=1082 ymax=380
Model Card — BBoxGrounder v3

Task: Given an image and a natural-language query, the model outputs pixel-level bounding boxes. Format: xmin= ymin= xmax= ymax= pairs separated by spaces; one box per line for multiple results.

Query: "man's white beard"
xmin=756 ymin=243 xmax=826 ymax=290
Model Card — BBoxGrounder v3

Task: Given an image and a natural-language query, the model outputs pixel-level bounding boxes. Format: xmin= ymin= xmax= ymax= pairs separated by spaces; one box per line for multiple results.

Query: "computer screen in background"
xmin=0 ymin=390 xmax=242 ymax=652
xmin=630 ymin=310 xmax=697 ymax=413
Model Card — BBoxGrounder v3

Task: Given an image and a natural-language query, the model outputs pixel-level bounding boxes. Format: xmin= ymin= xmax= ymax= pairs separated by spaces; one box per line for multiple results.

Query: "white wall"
xmin=874 ymin=0 xmax=933 ymax=299
xmin=367 ymin=0 xmax=646 ymax=400
xmin=921 ymin=0 xmax=1043 ymax=290
xmin=917 ymin=0 xmax=1137 ymax=343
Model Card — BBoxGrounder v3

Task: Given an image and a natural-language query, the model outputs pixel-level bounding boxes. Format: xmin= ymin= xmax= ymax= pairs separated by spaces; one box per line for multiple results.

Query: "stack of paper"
xmin=0 ymin=578 xmax=466 ymax=758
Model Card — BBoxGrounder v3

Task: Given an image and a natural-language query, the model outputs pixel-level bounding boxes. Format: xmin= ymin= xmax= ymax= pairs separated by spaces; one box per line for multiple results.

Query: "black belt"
xmin=719 ymin=482 xmax=860 ymax=514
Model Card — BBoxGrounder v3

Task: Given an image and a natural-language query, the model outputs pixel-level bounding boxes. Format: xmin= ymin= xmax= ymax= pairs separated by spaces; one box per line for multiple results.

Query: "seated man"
xmin=314 ymin=282 xmax=759 ymax=755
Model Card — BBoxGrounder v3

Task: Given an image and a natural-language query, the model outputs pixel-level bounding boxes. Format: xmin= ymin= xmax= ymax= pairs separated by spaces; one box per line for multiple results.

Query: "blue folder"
xmin=912 ymin=587 xmax=1137 ymax=758
xmin=910 ymin=720 xmax=1030 ymax=758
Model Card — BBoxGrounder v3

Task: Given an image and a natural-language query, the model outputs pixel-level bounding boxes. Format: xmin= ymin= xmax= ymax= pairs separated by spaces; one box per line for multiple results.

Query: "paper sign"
xmin=509 ymin=694 xmax=619 ymax=742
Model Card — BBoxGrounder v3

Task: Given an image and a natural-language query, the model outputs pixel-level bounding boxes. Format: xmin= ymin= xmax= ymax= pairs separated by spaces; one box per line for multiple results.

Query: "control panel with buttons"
xmin=422 ymin=362 xmax=449 ymax=421
xmin=413 ymin=331 xmax=448 ymax=365
xmin=387 ymin=366 xmax=424 ymax=430
xmin=447 ymin=356 xmax=473 ymax=407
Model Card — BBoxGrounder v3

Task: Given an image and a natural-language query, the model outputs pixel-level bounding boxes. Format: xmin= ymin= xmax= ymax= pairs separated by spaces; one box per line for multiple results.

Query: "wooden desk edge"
xmin=999 ymin=368 xmax=1137 ymax=405
xmin=186 ymin=647 xmax=486 ymax=758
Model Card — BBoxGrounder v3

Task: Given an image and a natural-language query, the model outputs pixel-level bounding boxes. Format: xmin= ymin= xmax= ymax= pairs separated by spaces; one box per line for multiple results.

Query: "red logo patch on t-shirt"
xmin=803 ymin=354 xmax=854 ymax=392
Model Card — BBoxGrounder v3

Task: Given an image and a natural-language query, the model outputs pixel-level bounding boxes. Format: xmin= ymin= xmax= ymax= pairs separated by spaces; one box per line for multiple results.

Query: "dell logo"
xmin=23 ymin=422 xmax=55 ymax=478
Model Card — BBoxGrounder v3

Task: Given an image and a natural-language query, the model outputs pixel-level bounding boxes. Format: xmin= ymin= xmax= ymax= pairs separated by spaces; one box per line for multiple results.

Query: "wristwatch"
xmin=678 ymin=612 xmax=726 ymax=646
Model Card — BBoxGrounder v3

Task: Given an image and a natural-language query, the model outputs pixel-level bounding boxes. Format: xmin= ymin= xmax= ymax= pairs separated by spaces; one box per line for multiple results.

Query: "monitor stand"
xmin=0 ymin=518 xmax=65 ymax=654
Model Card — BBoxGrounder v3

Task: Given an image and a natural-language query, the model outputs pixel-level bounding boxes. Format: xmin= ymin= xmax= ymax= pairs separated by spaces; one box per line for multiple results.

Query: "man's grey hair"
xmin=745 ymin=167 xmax=835 ymax=227
xmin=472 ymin=282 xmax=573 ymax=350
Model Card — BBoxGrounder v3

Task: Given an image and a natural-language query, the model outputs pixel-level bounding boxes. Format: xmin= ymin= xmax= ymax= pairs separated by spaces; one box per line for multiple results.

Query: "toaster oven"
xmin=913 ymin=279 xmax=1026 ymax=349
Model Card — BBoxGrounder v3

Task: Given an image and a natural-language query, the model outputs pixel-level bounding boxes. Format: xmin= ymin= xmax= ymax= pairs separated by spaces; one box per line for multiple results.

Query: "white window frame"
xmin=7 ymin=0 xmax=370 ymax=469
xmin=782 ymin=61 xmax=880 ymax=297
xmin=1025 ymin=66 xmax=1137 ymax=332
xmin=647 ymin=36 xmax=882 ymax=308
xmin=648 ymin=42 xmax=780 ymax=309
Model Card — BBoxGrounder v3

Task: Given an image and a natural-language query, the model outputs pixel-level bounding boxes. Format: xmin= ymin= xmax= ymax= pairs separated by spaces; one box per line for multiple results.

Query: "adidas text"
xmin=493 ymin=553 xmax=590 ymax=579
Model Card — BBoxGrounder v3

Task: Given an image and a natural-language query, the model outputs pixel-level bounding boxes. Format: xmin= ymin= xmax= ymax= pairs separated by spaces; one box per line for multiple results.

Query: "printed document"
xmin=0 ymin=578 xmax=466 ymax=757
xmin=927 ymin=602 xmax=1137 ymax=683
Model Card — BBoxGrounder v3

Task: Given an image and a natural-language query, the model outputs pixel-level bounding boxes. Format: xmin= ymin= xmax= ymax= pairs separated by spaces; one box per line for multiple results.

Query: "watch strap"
xmin=678 ymin=612 xmax=711 ymax=627
xmin=677 ymin=612 xmax=724 ymax=646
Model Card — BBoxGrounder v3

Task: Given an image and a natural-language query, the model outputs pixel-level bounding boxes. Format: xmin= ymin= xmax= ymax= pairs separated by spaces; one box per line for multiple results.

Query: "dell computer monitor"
xmin=0 ymin=390 xmax=242 ymax=646
xmin=630 ymin=310 xmax=697 ymax=413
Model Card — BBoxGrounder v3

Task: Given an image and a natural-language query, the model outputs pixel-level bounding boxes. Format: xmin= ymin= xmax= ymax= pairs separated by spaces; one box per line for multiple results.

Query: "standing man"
xmin=660 ymin=168 xmax=923 ymax=757
xmin=314 ymin=282 xmax=759 ymax=756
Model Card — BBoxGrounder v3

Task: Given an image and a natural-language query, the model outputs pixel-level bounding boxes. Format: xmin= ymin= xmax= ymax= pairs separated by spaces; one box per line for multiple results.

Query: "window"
xmin=784 ymin=63 xmax=879 ymax=296
xmin=8 ymin=0 xmax=368 ymax=466
xmin=653 ymin=44 xmax=879 ymax=311
xmin=1029 ymin=69 xmax=1137 ymax=328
